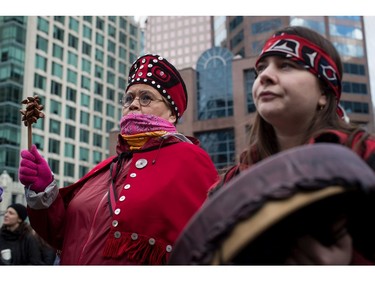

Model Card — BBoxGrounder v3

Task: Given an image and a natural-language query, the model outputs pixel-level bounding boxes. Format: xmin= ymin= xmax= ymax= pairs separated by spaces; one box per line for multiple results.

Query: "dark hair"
xmin=246 ymin=25 xmax=365 ymax=164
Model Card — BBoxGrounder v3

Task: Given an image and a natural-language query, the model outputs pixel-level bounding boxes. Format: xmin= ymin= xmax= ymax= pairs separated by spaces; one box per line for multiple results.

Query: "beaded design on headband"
xmin=256 ymin=33 xmax=343 ymax=117
xmin=126 ymin=54 xmax=188 ymax=119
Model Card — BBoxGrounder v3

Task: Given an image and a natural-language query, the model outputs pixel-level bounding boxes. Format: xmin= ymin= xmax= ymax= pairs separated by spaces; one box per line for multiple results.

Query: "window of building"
xmin=93 ymin=150 xmax=102 ymax=164
xmin=93 ymin=133 xmax=102 ymax=147
xmin=130 ymin=24 xmax=137 ymax=36
xmin=244 ymin=69 xmax=256 ymax=113
xmin=66 ymin=105 xmax=76 ymax=120
xmin=120 ymin=17 xmax=127 ymax=30
xmin=52 ymin=62 xmax=63 ymax=78
xmin=94 ymin=82 xmax=103 ymax=96
xmin=50 ymin=100 xmax=61 ymax=115
xmin=252 ymin=18 xmax=282 ymax=34
xmin=36 ymin=35 xmax=48 ymax=53
xmin=95 ymin=48 xmax=104 ymax=62
xmin=81 ymin=76 xmax=91 ymax=90
xmin=80 ymin=129 xmax=89 ymax=143
xmin=67 ymin=69 xmax=77 ymax=84
xmin=80 ymin=93 xmax=90 ymax=108
xmin=107 ymin=71 xmax=115 ymax=85
xmin=83 ymin=25 xmax=92 ymax=40
xmin=81 ymin=58 xmax=91 ymax=74
xmin=34 ymin=73 xmax=46 ymax=90
xmin=94 ymin=99 xmax=103 ymax=112
xmin=329 ymin=23 xmax=363 ymax=40
xmin=69 ymin=17 xmax=79 ymax=33
xmin=195 ymin=129 xmax=235 ymax=169
xmin=52 ymin=44 xmax=64 ymax=60
xmin=107 ymin=87 xmax=115 ymax=100
xmin=96 ymin=17 xmax=104 ymax=31
xmin=48 ymin=159 xmax=60 ymax=174
xmin=107 ymin=40 xmax=116 ymax=54
xmin=33 ymin=133 xmax=44 ymax=150
xmin=95 ymin=65 xmax=103 ymax=78
xmin=64 ymin=143 xmax=75 ymax=158
xmin=108 ymin=24 xmax=116 ymax=38
xmin=118 ymin=77 xmax=126 ymax=89
xmin=54 ymin=16 xmax=65 ymax=25
xmin=342 ymin=81 xmax=367 ymax=95
xmin=83 ymin=16 xmax=92 ymax=23
xmin=66 ymin=87 xmax=77 ymax=102
xmin=80 ymin=111 xmax=90 ymax=125
xmin=341 ymin=101 xmax=369 ymax=114
xmin=107 ymin=55 xmax=115 ymax=69
xmin=93 ymin=116 xmax=102 ymax=130
xmin=37 ymin=17 xmax=49 ymax=34
xmin=53 ymin=26 xmax=64 ymax=42
xmin=79 ymin=165 xmax=89 ymax=177
xmin=51 ymin=80 xmax=62 ymax=96
xmin=119 ymin=32 xmax=127 ymax=44
xmin=79 ymin=147 xmax=89 ymax=161
xmin=106 ymin=120 xmax=115 ymax=132
xmin=66 ymin=52 xmax=77 ymax=68
xmin=64 ymin=162 xmax=75 ymax=177
xmin=106 ymin=104 xmax=115 ymax=118
xmin=48 ymin=138 xmax=60 ymax=154
xmin=35 ymin=54 xmax=47 ymax=71
xmin=196 ymin=47 xmax=234 ymax=120
xmin=68 ymin=34 xmax=78 ymax=49
xmin=49 ymin=119 xmax=61 ymax=134
xmin=118 ymin=62 xmax=126 ymax=74
xmin=82 ymin=42 xmax=91 ymax=56
xmin=229 ymin=16 xmax=243 ymax=32
xmin=334 ymin=42 xmax=364 ymax=58
xmin=65 ymin=124 xmax=75 ymax=139
xmin=119 ymin=47 xmax=126 ymax=61
xmin=343 ymin=63 xmax=365 ymax=76
xmin=95 ymin=32 xmax=104 ymax=46
xmin=230 ymin=30 xmax=244 ymax=49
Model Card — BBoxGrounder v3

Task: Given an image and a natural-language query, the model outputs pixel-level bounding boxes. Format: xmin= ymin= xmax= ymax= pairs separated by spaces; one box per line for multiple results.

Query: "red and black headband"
xmin=256 ymin=33 xmax=343 ymax=117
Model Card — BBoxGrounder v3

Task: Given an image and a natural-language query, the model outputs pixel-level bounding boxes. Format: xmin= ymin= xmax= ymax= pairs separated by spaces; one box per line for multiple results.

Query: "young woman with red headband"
xmin=209 ymin=26 xmax=375 ymax=265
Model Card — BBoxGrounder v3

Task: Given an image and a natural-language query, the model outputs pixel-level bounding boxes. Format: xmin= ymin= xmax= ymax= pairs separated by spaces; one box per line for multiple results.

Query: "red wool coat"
xmin=27 ymin=135 xmax=219 ymax=265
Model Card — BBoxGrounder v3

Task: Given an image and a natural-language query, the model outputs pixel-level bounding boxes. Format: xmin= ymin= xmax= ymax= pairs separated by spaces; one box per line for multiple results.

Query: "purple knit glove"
xmin=0 ymin=186 xmax=3 ymax=202
xmin=19 ymin=145 xmax=53 ymax=193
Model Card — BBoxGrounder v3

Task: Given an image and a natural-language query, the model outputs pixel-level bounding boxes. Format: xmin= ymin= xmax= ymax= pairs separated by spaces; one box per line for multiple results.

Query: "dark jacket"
xmin=0 ymin=224 xmax=44 ymax=265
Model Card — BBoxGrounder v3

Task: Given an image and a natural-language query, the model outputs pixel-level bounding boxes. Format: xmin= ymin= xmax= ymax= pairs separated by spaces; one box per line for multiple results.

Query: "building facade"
xmin=0 ymin=16 xmax=142 ymax=189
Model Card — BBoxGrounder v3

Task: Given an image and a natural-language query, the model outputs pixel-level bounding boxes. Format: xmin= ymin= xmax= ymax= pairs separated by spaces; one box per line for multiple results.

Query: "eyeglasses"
xmin=120 ymin=92 xmax=165 ymax=108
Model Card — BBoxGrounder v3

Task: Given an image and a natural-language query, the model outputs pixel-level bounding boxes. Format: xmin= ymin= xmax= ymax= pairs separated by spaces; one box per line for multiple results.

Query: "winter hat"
xmin=8 ymin=203 xmax=28 ymax=222
xmin=126 ymin=54 xmax=188 ymax=120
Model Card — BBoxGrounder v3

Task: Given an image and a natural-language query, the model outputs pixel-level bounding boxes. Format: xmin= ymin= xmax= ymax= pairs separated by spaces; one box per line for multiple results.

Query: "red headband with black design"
xmin=126 ymin=54 xmax=188 ymax=119
xmin=256 ymin=33 xmax=343 ymax=117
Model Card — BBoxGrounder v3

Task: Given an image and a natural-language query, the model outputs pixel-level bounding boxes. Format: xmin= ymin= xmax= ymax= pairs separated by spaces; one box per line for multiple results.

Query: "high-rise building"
xmin=0 ymin=16 xmax=142 ymax=186
xmin=141 ymin=16 xmax=374 ymax=170
xmin=144 ymin=16 xmax=214 ymax=69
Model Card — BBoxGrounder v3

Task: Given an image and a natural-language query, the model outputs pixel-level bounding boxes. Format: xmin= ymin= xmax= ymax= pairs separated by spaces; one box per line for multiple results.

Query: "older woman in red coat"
xmin=19 ymin=54 xmax=219 ymax=265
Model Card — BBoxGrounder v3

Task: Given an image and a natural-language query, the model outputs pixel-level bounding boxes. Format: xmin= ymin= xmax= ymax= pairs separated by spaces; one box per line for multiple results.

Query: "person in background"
xmin=0 ymin=203 xmax=44 ymax=265
xmin=32 ymin=229 xmax=57 ymax=265
xmin=18 ymin=54 xmax=219 ymax=265
xmin=209 ymin=25 xmax=375 ymax=265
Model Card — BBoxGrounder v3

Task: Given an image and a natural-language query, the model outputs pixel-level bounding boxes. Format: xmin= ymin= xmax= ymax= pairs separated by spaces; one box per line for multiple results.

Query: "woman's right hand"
xmin=19 ymin=145 xmax=53 ymax=193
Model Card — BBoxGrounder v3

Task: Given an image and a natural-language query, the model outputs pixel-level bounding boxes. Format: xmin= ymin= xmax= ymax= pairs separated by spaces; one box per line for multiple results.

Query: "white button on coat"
xmin=135 ymin=159 xmax=148 ymax=169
